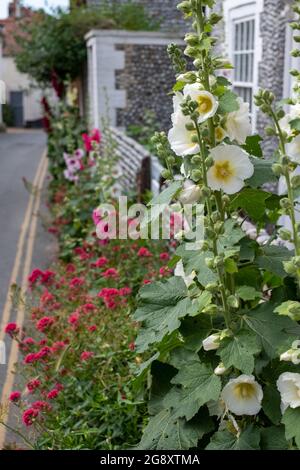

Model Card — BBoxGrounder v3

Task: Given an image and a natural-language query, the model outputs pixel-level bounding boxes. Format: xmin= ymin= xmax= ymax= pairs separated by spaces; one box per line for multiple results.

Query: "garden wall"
xmin=85 ymin=29 xmax=184 ymax=131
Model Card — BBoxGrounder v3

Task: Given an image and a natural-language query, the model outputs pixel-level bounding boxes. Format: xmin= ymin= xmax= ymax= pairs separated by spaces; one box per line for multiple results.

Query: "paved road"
xmin=0 ymin=130 xmax=56 ymax=447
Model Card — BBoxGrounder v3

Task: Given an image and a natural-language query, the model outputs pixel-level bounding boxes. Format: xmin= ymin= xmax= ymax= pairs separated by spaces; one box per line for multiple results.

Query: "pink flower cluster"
xmin=82 ymin=129 xmax=101 ymax=153
xmin=28 ymin=269 xmax=55 ymax=287
xmin=63 ymin=149 xmax=85 ymax=183
xmin=97 ymin=286 xmax=131 ymax=309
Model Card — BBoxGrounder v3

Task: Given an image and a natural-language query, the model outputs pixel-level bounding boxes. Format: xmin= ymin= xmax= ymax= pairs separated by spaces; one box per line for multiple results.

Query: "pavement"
xmin=0 ymin=129 xmax=57 ymax=448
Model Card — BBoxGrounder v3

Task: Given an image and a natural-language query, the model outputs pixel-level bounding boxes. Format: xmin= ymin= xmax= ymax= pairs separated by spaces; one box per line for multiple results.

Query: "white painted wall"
xmin=2 ymin=56 xmax=43 ymax=124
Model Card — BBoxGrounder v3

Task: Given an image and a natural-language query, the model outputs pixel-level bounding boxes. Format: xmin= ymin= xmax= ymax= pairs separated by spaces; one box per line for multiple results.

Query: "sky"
xmin=0 ymin=0 xmax=69 ymax=19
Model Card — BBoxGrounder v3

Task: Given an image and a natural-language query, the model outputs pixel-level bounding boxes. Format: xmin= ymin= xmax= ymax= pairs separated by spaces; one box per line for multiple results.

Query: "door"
xmin=10 ymin=91 xmax=24 ymax=127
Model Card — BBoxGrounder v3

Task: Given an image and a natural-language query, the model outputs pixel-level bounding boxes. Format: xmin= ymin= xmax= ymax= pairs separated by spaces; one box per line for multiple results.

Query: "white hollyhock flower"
xmin=214 ymin=363 xmax=227 ymax=375
xmin=179 ymin=180 xmax=201 ymax=204
xmin=279 ymin=103 xmax=300 ymax=135
xmin=183 ymin=83 xmax=218 ymax=123
xmin=280 ymin=341 xmax=300 ymax=365
xmin=277 ymin=372 xmax=300 ymax=410
xmin=225 ymin=97 xmax=252 ymax=144
xmin=286 ymin=135 xmax=300 ymax=163
xmin=207 ymin=145 xmax=254 ymax=194
xmin=168 ymin=114 xmax=200 ymax=157
xmin=215 ymin=126 xmax=227 ymax=142
xmin=221 ymin=374 xmax=263 ymax=416
xmin=202 ymin=332 xmax=221 ymax=351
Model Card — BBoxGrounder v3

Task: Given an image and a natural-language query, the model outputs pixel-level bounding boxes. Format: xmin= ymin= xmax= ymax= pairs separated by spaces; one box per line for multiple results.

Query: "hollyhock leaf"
xmin=260 ymin=426 xmax=288 ymax=450
xmin=262 ymin=384 xmax=282 ymax=425
xmin=247 ymin=159 xmax=277 ymax=187
xmin=224 ymin=258 xmax=238 ymax=274
xmin=242 ymin=135 xmax=263 ymax=158
xmin=244 ymin=302 xmax=299 ymax=359
xmin=173 ymin=81 xmax=185 ymax=92
xmin=149 ymin=180 xmax=182 ymax=207
xmin=230 ymin=188 xmax=272 ymax=222
xmin=236 ymin=286 xmax=262 ymax=301
xmin=149 ymin=362 xmax=177 ymax=415
xmin=256 ymin=245 xmax=291 ymax=278
xmin=171 ymin=361 xmax=221 ymax=420
xmin=219 ymin=219 xmax=244 ymax=248
xmin=274 ymin=301 xmax=300 ymax=321
xmin=218 ymin=329 xmax=261 ymax=374
xmin=168 ymin=347 xmax=199 ymax=369
xmin=188 ymin=291 xmax=212 ymax=317
xmin=134 ymin=277 xmax=193 ymax=352
xmin=289 ymin=117 xmax=300 ymax=131
xmin=206 ymin=425 xmax=260 ymax=450
xmin=138 ymin=399 xmax=213 ymax=450
xmin=179 ymin=315 xmax=212 ymax=352
xmin=282 ymin=407 xmax=300 ymax=449
xmin=235 ymin=266 xmax=262 ymax=289
xmin=176 ymin=245 xmax=218 ymax=286
xmin=216 ymin=76 xmax=232 ymax=87
xmin=218 ymin=90 xmax=239 ymax=113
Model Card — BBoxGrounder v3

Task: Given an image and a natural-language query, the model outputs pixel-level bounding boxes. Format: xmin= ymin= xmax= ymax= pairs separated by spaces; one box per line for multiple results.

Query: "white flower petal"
xmin=221 ymin=374 xmax=263 ymax=416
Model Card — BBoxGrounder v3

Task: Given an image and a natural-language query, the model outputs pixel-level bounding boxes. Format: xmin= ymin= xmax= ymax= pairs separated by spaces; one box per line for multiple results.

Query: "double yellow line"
xmin=0 ymin=150 xmax=48 ymax=448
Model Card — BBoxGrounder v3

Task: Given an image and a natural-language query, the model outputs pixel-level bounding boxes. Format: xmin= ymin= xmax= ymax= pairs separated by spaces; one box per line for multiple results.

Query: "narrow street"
xmin=0 ymin=130 xmax=55 ymax=447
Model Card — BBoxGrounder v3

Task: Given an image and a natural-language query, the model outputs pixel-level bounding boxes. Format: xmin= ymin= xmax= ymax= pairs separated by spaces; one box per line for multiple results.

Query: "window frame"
xmin=223 ymin=0 xmax=263 ymax=132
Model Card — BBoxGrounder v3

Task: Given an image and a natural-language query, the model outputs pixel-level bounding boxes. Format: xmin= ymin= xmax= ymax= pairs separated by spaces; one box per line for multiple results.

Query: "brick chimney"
xmin=8 ymin=0 xmax=21 ymax=18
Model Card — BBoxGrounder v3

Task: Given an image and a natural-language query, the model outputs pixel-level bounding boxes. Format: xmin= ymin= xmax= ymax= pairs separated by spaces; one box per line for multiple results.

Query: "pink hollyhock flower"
xmin=137 ymin=247 xmax=152 ymax=257
xmin=36 ymin=316 xmax=55 ymax=332
xmin=27 ymin=379 xmax=41 ymax=393
xmin=160 ymin=252 xmax=170 ymax=261
xmin=101 ymin=268 xmax=119 ymax=279
xmin=47 ymin=389 xmax=59 ymax=400
xmin=9 ymin=391 xmax=21 ymax=402
xmin=74 ymin=149 xmax=84 ymax=159
xmin=22 ymin=408 xmax=39 ymax=426
xmin=4 ymin=322 xmax=19 ymax=336
xmin=80 ymin=351 xmax=94 ymax=362
xmin=82 ymin=133 xmax=92 ymax=152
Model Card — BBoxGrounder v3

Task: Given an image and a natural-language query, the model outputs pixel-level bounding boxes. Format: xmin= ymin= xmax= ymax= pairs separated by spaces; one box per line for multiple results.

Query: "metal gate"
xmin=10 ymin=91 xmax=24 ymax=127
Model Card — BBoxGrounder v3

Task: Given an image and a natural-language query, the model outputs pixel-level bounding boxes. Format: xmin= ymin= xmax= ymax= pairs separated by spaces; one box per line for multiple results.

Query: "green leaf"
xmin=216 ymin=76 xmax=232 ymax=87
xmin=206 ymin=425 xmax=261 ymax=450
xmin=275 ymin=300 xmax=300 ymax=321
xmin=188 ymin=291 xmax=212 ymax=317
xmin=224 ymin=258 xmax=238 ymax=274
xmin=171 ymin=361 xmax=221 ymax=420
xmin=173 ymin=81 xmax=185 ymax=92
xmin=176 ymin=245 xmax=218 ymax=286
xmin=218 ymin=90 xmax=239 ymax=113
xmin=262 ymin=385 xmax=282 ymax=425
xmin=149 ymin=362 xmax=177 ymax=415
xmin=289 ymin=117 xmax=300 ymax=131
xmin=218 ymin=329 xmax=261 ymax=374
xmin=235 ymin=266 xmax=262 ymax=290
xmin=237 ymin=286 xmax=262 ymax=301
xmin=137 ymin=407 xmax=212 ymax=450
xmin=256 ymin=245 xmax=291 ymax=278
xmin=134 ymin=277 xmax=192 ymax=352
xmin=247 ymin=158 xmax=278 ymax=188
xmin=239 ymin=238 xmax=257 ymax=262
xmin=230 ymin=188 xmax=272 ymax=221
xmin=242 ymin=135 xmax=263 ymax=158
xmin=179 ymin=315 xmax=212 ymax=352
xmin=282 ymin=407 xmax=300 ymax=449
xmin=260 ymin=426 xmax=288 ymax=450
xmin=244 ymin=302 xmax=299 ymax=358
xmin=148 ymin=180 xmax=182 ymax=222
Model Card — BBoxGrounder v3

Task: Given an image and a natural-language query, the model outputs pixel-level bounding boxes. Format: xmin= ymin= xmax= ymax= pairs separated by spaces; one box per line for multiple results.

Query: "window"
xmin=223 ymin=0 xmax=263 ymax=130
xmin=232 ymin=18 xmax=255 ymax=115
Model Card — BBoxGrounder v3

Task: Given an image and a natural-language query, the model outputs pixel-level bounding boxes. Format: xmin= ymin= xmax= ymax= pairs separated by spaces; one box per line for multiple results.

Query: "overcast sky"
xmin=0 ymin=0 xmax=69 ymax=19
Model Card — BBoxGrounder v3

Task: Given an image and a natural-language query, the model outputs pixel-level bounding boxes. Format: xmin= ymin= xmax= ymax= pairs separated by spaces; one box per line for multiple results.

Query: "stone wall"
xmin=86 ymin=0 xmax=186 ymax=32
xmin=86 ymin=30 xmax=183 ymax=132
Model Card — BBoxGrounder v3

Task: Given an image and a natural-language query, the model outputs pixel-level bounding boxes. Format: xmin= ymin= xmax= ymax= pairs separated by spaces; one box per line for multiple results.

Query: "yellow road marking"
xmin=0 ymin=151 xmax=46 ymax=343
xmin=0 ymin=153 xmax=48 ymax=448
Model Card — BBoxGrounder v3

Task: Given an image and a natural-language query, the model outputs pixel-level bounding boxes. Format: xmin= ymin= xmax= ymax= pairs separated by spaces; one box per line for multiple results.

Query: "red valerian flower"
xmin=81 ymin=303 xmax=97 ymax=314
xmin=128 ymin=342 xmax=135 ymax=351
xmin=101 ymin=268 xmax=119 ymax=279
xmin=69 ymin=277 xmax=85 ymax=288
xmin=28 ymin=268 xmax=43 ymax=285
xmin=159 ymin=266 xmax=172 ymax=277
xmin=24 ymin=353 xmax=38 ymax=364
xmin=41 ymin=270 xmax=55 ymax=284
xmin=36 ymin=316 xmax=55 ymax=332
xmin=36 ymin=346 xmax=52 ymax=359
xmin=66 ymin=263 xmax=76 ymax=273
xmin=160 ymin=252 xmax=170 ymax=261
xmin=88 ymin=325 xmax=97 ymax=332
xmin=80 ymin=351 xmax=94 ymax=362
xmin=4 ymin=322 xmax=19 ymax=336
xmin=22 ymin=408 xmax=39 ymax=426
xmin=47 ymin=389 xmax=60 ymax=400
xmin=27 ymin=379 xmax=41 ymax=393
xmin=9 ymin=391 xmax=21 ymax=402
xmin=31 ymin=401 xmax=51 ymax=412
xmin=23 ymin=337 xmax=35 ymax=346
xmin=118 ymin=287 xmax=132 ymax=296
xmin=137 ymin=247 xmax=152 ymax=257
xmin=94 ymin=256 xmax=108 ymax=268
xmin=51 ymin=341 xmax=66 ymax=352
xmin=68 ymin=312 xmax=80 ymax=326
xmin=143 ymin=279 xmax=151 ymax=285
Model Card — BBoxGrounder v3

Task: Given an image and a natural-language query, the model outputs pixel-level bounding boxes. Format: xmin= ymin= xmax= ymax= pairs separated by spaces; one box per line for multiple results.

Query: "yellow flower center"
xmin=197 ymin=95 xmax=213 ymax=114
xmin=234 ymin=383 xmax=256 ymax=400
xmin=215 ymin=127 xmax=225 ymax=141
xmin=213 ymin=160 xmax=235 ymax=182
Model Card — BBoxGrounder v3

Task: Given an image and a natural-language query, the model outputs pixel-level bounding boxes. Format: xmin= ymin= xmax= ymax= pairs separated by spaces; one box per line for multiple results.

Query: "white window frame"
xmin=284 ymin=5 xmax=300 ymax=102
xmin=223 ymin=0 xmax=264 ymax=132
